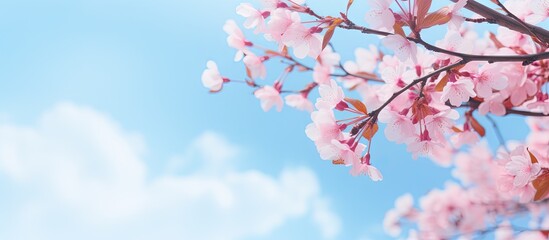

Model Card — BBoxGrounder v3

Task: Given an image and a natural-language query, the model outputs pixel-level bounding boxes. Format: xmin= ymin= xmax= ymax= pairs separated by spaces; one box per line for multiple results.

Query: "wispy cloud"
xmin=0 ymin=102 xmax=340 ymax=240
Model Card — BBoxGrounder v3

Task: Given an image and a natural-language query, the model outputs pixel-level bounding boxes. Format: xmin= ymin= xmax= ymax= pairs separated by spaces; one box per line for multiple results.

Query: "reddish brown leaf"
xmin=321 ymin=19 xmax=343 ymax=52
xmin=435 ymin=73 xmax=449 ymax=92
xmin=346 ymin=0 xmax=354 ymax=15
xmin=416 ymin=0 xmax=433 ymax=26
xmin=419 ymin=8 xmax=451 ymax=29
xmin=533 ymin=173 xmax=549 ymax=201
xmin=393 ymin=22 xmax=406 ymax=38
xmin=489 ymin=32 xmax=505 ymax=49
xmin=344 ymin=98 xmax=368 ymax=114
xmin=528 ymin=148 xmax=539 ymax=164
xmin=362 ymin=123 xmax=378 ymax=141
xmin=470 ymin=117 xmax=486 ymax=137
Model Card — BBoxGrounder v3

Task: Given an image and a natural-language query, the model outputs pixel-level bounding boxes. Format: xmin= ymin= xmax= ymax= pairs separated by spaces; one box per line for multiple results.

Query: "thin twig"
xmin=485 ymin=115 xmax=509 ymax=152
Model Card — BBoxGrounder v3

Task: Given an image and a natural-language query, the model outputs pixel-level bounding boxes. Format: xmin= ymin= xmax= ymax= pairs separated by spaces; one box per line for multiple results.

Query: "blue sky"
xmin=0 ymin=0 xmax=535 ymax=239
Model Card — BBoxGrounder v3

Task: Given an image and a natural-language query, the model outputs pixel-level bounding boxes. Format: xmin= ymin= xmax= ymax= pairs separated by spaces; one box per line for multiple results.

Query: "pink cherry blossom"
xmin=505 ymin=155 xmax=541 ymax=188
xmin=378 ymin=110 xmax=415 ymax=143
xmin=447 ymin=0 xmax=468 ymax=30
xmin=381 ymin=34 xmax=417 ymax=63
xmin=265 ymin=9 xmax=301 ymax=44
xmin=282 ymin=23 xmax=322 ymax=59
xmin=243 ymin=53 xmax=267 ymax=79
xmin=526 ymin=0 xmax=549 ymax=24
xmin=364 ymin=0 xmax=395 ymax=31
xmin=343 ymin=45 xmax=380 ymax=74
xmin=350 ymin=157 xmax=383 ymax=181
xmin=236 ymin=3 xmax=267 ymax=32
xmin=201 ymin=61 xmax=224 ymax=92
xmin=285 ymin=93 xmax=313 ymax=112
xmin=441 ymin=77 xmax=476 ymax=106
xmin=315 ymin=79 xmax=345 ymax=110
xmin=223 ymin=20 xmax=250 ymax=61
xmin=474 ymin=64 xmax=508 ymax=98
xmin=254 ymin=85 xmax=283 ymax=111
xmin=478 ymin=93 xmax=507 ymax=116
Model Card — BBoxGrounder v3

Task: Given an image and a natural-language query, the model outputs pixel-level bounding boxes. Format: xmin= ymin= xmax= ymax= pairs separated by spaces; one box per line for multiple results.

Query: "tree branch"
xmin=451 ymin=0 xmax=549 ymax=44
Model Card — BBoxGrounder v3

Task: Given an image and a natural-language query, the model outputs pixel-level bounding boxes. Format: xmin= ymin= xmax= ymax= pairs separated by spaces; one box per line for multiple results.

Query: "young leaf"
xmin=489 ymin=32 xmax=505 ymax=49
xmin=416 ymin=0 xmax=433 ymax=27
xmin=420 ymin=8 xmax=452 ymax=29
xmin=346 ymin=0 xmax=354 ymax=15
xmin=362 ymin=123 xmax=379 ymax=141
xmin=527 ymin=148 xmax=539 ymax=164
xmin=344 ymin=97 xmax=368 ymax=114
xmin=321 ymin=19 xmax=343 ymax=51
xmin=470 ymin=117 xmax=486 ymax=137
xmin=435 ymin=73 xmax=449 ymax=91
xmin=533 ymin=173 xmax=549 ymax=201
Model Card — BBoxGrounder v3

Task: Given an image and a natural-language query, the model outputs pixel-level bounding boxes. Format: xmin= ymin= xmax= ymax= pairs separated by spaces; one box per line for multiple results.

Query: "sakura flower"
xmin=394 ymin=193 xmax=414 ymax=216
xmin=378 ymin=110 xmax=415 ymax=143
xmin=350 ymin=156 xmax=383 ymax=181
xmin=223 ymin=20 xmax=249 ymax=61
xmin=282 ymin=23 xmax=322 ymax=59
xmin=450 ymin=130 xmax=479 ymax=148
xmin=526 ymin=0 xmax=549 ymax=24
xmin=474 ymin=64 xmax=508 ymax=98
xmin=447 ymin=0 xmax=468 ymax=30
xmin=407 ymin=139 xmax=443 ymax=159
xmin=505 ymin=155 xmax=541 ymax=188
xmin=285 ymin=93 xmax=313 ymax=112
xmin=331 ymin=139 xmax=364 ymax=165
xmin=424 ymin=108 xmax=460 ymax=141
xmin=478 ymin=93 xmax=507 ymax=116
xmin=343 ymin=45 xmax=380 ymax=74
xmin=507 ymin=77 xmax=537 ymax=106
xmin=315 ymin=79 xmax=345 ymax=110
xmin=435 ymin=31 xmax=473 ymax=61
xmin=254 ymin=85 xmax=283 ymax=112
xmin=381 ymin=34 xmax=417 ymax=63
xmin=364 ymin=0 xmax=395 ymax=31
xmin=441 ymin=77 xmax=476 ymax=106
xmin=527 ymin=99 xmax=549 ymax=115
xmin=383 ymin=210 xmax=401 ymax=237
xmin=236 ymin=3 xmax=267 ymax=32
xmin=306 ymin=109 xmax=341 ymax=143
xmin=243 ymin=53 xmax=267 ymax=79
xmin=265 ymin=9 xmax=301 ymax=44
xmin=201 ymin=61 xmax=224 ymax=92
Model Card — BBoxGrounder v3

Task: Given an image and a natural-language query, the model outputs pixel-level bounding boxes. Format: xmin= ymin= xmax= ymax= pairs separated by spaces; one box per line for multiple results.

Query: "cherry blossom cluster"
xmin=384 ymin=116 xmax=549 ymax=239
xmin=202 ymin=0 xmax=549 ymax=237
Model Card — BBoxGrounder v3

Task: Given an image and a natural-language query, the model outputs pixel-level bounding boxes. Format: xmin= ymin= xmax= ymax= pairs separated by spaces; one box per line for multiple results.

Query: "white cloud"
xmin=0 ymin=102 xmax=341 ymax=240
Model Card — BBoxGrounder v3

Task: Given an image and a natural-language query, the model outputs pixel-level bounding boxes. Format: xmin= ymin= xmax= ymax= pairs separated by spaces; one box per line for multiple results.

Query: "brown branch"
xmin=369 ymin=60 xmax=469 ymax=119
xmin=339 ymin=19 xmax=549 ymax=65
xmin=494 ymin=0 xmax=545 ymax=46
xmin=450 ymin=0 xmax=549 ymax=44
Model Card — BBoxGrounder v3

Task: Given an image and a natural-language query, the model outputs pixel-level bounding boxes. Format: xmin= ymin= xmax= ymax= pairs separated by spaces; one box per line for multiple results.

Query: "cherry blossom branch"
xmin=369 ymin=60 xmax=469 ymax=120
xmin=278 ymin=53 xmax=384 ymax=82
xmin=450 ymin=0 xmax=549 ymax=44
xmin=485 ymin=114 xmax=509 ymax=151
xmin=493 ymin=0 xmax=545 ymax=45
xmin=457 ymin=100 xmax=549 ymax=117
xmin=335 ymin=18 xmax=549 ymax=65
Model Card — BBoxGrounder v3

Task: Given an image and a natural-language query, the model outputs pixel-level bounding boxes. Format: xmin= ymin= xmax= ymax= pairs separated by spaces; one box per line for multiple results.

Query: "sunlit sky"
xmin=0 ymin=0 xmax=533 ymax=239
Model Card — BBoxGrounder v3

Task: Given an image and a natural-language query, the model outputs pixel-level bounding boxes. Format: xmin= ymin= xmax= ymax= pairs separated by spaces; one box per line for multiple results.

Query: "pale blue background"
xmin=0 ymin=0 xmax=532 ymax=239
